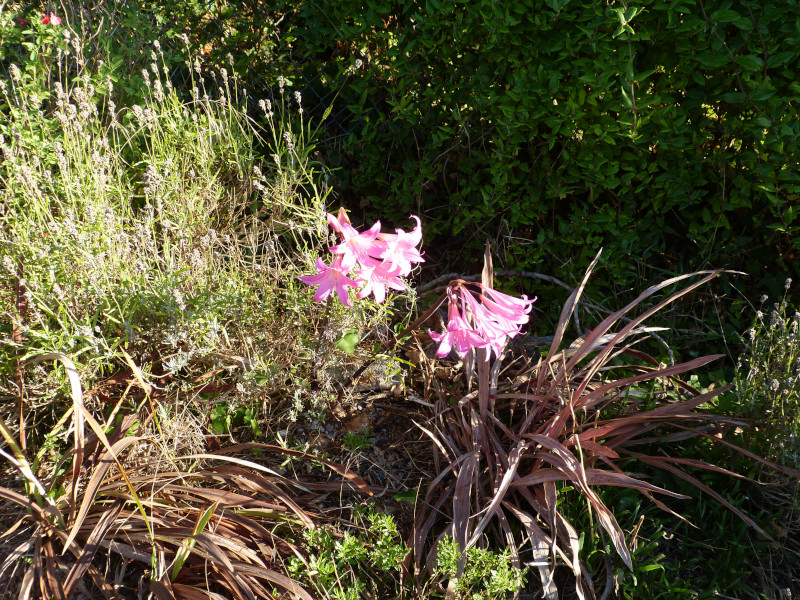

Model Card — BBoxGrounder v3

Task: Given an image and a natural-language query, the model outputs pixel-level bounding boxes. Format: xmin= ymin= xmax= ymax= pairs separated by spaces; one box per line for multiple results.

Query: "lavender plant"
xmin=0 ymin=13 xmax=343 ymax=435
xmin=735 ymin=279 xmax=800 ymax=469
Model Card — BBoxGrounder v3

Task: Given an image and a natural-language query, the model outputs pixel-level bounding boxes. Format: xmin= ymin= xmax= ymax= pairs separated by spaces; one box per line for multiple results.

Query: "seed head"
xmin=153 ymin=80 xmax=164 ymax=102
xmin=282 ymin=131 xmax=295 ymax=152
xmin=173 ymin=288 xmax=186 ymax=311
xmin=2 ymin=255 xmax=15 ymax=274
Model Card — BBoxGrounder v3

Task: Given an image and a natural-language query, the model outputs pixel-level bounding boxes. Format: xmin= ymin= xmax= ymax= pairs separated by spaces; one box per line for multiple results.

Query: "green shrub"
xmin=151 ymin=0 xmax=800 ymax=303
xmin=435 ymin=536 xmax=527 ymax=600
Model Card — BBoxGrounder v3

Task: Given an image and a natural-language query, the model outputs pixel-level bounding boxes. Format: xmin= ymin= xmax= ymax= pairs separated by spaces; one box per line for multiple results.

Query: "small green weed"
xmin=288 ymin=505 xmax=408 ymax=600
xmin=435 ymin=535 xmax=526 ymax=600
xmin=341 ymin=427 xmax=374 ymax=453
xmin=209 ymin=401 xmax=260 ymax=437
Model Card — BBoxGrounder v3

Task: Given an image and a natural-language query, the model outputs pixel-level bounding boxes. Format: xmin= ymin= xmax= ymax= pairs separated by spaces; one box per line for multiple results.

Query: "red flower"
xmin=41 ymin=12 xmax=61 ymax=26
xmin=16 ymin=17 xmax=28 ymax=27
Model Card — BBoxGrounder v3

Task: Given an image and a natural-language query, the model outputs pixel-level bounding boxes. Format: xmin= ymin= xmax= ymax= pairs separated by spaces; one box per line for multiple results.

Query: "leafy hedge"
xmin=153 ymin=0 xmax=798 ymax=297
xmin=290 ymin=1 xmax=800 ymax=283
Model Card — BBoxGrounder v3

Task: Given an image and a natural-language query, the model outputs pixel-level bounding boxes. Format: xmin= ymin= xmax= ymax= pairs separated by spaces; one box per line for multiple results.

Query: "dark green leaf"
xmin=750 ymin=88 xmax=775 ymax=102
xmin=767 ymin=51 xmax=796 ymax=67
xmin=711 ymin=9 xmax=741 ymax=22
xmin=697 ymin=53 xmax=730 ymax=67
xmin=735 ymin=54 xmax=763 ymax=71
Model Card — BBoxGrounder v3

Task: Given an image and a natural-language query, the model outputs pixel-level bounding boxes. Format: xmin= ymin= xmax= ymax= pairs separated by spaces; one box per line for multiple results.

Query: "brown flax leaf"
xmin=452 ymin=452 xmax=478 ymax=554
xmin=63 ymin=501 xmax=123 ymax=597
xmin=228 ymin=561 xmax=316 ymax=600
xmin=525 ymin=434 xmax=633 ymax=569
xmin=635 ymin=456 xmax=772 ymax=539
xmin=555 ymin=512 xmax=590 ymax=600
xmin=502 ymin=503 xmax=558 ymax=600
xmin=62 ymin=435 xmax=143 ymax=554
xmin=412 ymin=481 xmax=455 ymax=571
xmin=149 ymin=579 xmax=178 ymax=600
xmin=43 ymin=537 xmax=67 ymax=600
xmin=207 ymin=443 xmax=373 ymax=496
xmin=171 ymin=583 xmax=229 ymax=600
xmin=466 ymin=441 xmax=529 ymax=549
xmin=577 ymin=356 xmax=726 ymax=411
xmin=568 ymin=271 xmax=722 ymax=400
xmin=537 ymin=250 xmax=602 ymax=393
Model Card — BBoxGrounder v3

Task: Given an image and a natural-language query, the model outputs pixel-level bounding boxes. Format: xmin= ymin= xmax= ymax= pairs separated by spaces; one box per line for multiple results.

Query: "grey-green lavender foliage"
xmin=0 ymin=14 xmax=382 ymax=436
xmin=735 ymin=279 xmax=800 ymax=468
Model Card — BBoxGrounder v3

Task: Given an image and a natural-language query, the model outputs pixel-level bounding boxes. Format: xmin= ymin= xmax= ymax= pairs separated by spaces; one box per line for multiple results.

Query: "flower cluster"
xmin=430 ymin=281 xmax=535 ymax=360
xmin=299 ymin=208 xmax=424 ymax=306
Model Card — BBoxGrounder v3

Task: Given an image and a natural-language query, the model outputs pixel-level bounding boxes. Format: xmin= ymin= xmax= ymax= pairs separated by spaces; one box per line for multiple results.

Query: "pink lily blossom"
xmin=355 ymin=257 xmax=407 ymax=304
xmin=378 ymin=215 xmax=425 ymax=276
xmin=460 ymin=287 xmax=528 ymax=334
xmin=326 ymin=207 xmax=351 ymax=234
xmin=329 ymin=219 xmax=385 ymax=270
xmin=458 ymin=289 xmax=516 ymax=358
xmin=301 ymin=208 xmax=423 ymax=307
xmin=41 ymin=12 xmax=61 ymax=25
xmin=431 ymin=281 xmax=536 ymax=360
xmin=481 ymin=286 xmax=535 ymax=318
xmin=299 ymin=256 xmax=361 ymax=307
xmin=430 ymin=300 xmax=489 ymax=358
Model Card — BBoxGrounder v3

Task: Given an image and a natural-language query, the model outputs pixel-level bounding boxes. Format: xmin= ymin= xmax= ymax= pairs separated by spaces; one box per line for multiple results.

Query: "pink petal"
xmin=299 ymin=256 xmax=360 ymax=306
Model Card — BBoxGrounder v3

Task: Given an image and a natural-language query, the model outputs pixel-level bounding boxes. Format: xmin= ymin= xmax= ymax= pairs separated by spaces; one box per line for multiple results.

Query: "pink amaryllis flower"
xmin=301 ymin=207 xmax=423 ymax=306
xmin=355 ymin=257 xmax=407 ymax=304
xmin=378 ymin=215 xmax=424 ymax=276
xmin=41 ymin=12 xmax=61 ymax=25
xmin=326 ymin=207 xmax=351 ymax=234
xmin=430 ymin=299 xmax=489 ymax=358
xmin=430 ymin=280 xmax=536 ymax=360
xmin=329 ymin=217 xmax=385 ymax=270
xmin=299 ymin=256 xmax=361 ymax=307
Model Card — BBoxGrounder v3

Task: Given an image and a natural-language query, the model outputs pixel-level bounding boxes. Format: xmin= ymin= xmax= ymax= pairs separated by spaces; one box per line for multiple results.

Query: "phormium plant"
xmin=409 ymin=248 xmax=794 ymax=599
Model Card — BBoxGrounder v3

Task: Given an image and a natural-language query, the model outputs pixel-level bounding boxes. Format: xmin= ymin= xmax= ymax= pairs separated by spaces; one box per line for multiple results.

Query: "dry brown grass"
xmin=0 ymin=353 xmax=374 ymax=599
